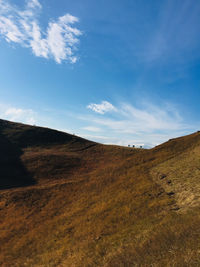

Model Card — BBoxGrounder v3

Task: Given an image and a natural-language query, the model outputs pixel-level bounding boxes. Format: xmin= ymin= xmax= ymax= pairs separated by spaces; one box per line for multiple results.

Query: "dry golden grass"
xmin=151 ymin=138 xmax=200 ymax=211
xmin=1 ymin=120 xmax=200 ymax=266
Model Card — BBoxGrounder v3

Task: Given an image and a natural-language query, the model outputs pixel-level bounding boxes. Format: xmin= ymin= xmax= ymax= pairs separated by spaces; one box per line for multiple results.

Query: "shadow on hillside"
xmin=0 ymin=132 xmax=36 ymax=190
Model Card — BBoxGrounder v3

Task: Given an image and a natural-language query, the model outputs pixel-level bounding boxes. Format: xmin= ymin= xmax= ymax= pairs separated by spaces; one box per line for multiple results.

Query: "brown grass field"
xmin=0 ymin=119 xmax=200 ymax=266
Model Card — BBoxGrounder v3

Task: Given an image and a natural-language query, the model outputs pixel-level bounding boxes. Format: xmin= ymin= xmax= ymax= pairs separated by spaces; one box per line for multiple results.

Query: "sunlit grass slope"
xmin=0 ymin=119 xmax=200 ymax=266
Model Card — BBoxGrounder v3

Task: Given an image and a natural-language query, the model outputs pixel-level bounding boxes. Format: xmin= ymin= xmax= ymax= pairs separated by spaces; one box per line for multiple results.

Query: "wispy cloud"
xmin=84 ymin=100 xmax=194 ymax=147
xmin=0 ymin=0 xmax=82 ymax=63
xmin=0 ymin=104 xmax=36 ymax=125
xmin=87 ymin=101 xmax=117 ymax=114
xmin=82 ymin=126 xmax=102 ymax=132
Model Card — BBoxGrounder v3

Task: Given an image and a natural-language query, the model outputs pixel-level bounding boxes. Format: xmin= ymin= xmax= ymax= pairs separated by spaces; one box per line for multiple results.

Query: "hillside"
xmin=0 ymin=119 xmax=200 ymax=266
xmin=0 ymin=119 xmax=96 ymax=189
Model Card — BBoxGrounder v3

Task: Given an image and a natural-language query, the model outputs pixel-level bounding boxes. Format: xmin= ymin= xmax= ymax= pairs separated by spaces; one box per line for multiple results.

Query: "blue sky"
xmin=0 ymin=0 xmax=200 ymax=147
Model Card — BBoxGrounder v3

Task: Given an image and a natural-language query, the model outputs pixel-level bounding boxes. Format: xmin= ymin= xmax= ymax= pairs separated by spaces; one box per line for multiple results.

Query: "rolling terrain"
xmin=0 ymin=119 xmax=200 ymax=266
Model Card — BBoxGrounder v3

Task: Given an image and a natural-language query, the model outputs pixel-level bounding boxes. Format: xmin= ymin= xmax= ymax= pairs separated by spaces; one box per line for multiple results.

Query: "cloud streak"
xmin=0 ymin=0 xmax=82 ymax=63
xmin=82 ymin=126 xmax=102 ymax=132
xmin=85 ymin=100 xmax=194 ymax=147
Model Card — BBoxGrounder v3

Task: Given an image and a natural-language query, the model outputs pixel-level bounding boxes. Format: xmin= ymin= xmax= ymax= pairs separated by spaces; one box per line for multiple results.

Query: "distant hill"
xmin=0 ymin=119 xmax=94 ymax=149
xmin=0 ymin=119 xmax=95 ymax=189
xmin=1 ymin=119 xmax=200 ymax=266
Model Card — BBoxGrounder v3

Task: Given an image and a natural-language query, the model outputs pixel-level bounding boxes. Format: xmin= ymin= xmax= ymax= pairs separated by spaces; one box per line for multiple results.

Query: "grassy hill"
xmin=0 ymin=119 xmax=200 ymax=266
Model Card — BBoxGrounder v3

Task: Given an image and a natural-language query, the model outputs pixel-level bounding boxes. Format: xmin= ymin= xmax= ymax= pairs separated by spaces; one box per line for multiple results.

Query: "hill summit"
xmin=1 ymin=119 xmax=200 ymax=266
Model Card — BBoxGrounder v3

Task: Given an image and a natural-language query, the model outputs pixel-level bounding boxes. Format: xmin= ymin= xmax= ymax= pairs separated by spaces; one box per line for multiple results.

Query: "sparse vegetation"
xmin=1 ymin=119 xmax=200 ymax=266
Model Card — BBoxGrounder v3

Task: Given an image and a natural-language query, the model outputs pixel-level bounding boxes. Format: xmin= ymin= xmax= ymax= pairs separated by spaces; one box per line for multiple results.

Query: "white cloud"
xmin=0 ymin=17 xmax=25 ymax=43
xmin=47 ymin=16 xmax=81 ymax=64
xmin=0 ymin=0 xmax=82 ymax=63
xmin=27 ymin=0 xmax=42 ymax=9
xmin=0 ymin=105 xmax=36 ymax=125
xmin=87 ymin=101 xmax=117 ymax=114
xmin=83 ymin=100 xmax=194 ymax=147
xmin=86 ymin=102 xmax=187 ymax=133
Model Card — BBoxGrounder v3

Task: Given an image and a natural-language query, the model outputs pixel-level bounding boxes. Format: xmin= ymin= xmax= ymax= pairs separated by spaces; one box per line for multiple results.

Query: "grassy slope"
xmin=0 ymin=120 xmax=200 ymax=266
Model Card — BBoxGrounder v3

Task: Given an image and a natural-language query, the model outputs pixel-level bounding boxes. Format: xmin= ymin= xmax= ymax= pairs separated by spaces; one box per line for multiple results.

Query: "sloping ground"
xmin=151 ymin=136 xmax=200 ymax=211
xmin=0 ymin=120 xmax=200 ymax=266
xmin=0 ymin=119 xmax=96 ymax=188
